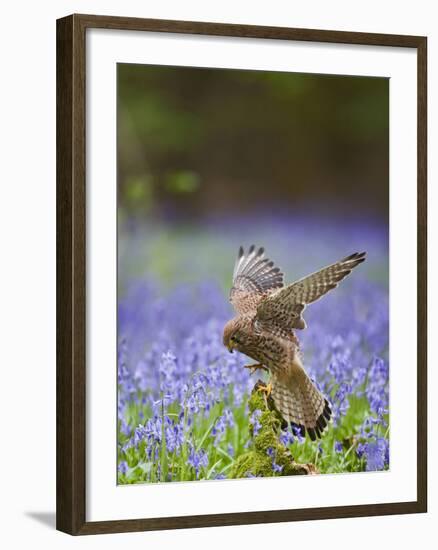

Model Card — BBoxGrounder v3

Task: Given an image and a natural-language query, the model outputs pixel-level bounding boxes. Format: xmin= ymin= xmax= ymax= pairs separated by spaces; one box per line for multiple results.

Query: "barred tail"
xmin=271 ymin=368 xmax=332 ymax=441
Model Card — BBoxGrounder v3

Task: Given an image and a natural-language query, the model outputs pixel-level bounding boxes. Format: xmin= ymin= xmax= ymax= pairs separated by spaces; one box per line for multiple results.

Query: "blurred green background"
xmin=117 ymin=64 xmax=389 ymax=223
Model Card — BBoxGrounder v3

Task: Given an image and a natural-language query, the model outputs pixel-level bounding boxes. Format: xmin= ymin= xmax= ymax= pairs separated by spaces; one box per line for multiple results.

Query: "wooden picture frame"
xmin=56 ymin=13 xmax=427 ymax=535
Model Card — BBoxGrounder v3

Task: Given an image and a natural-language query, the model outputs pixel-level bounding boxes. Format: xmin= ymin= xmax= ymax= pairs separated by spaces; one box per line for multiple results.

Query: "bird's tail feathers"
xmin=271 ymin=370 xmax=331 ymax=441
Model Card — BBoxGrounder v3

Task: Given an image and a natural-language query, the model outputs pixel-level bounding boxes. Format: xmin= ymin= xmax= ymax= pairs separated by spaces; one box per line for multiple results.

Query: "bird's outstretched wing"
xmin=230 ymin=245 xmax=284 ymax=315
xmin=256 ymin=251 xmax=366 ymax=330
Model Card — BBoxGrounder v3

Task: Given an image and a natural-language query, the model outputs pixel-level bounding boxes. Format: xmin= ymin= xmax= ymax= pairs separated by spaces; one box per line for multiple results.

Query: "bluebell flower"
xmin=267 ymin=447 xmax=283 ymax=474
xmin=223 ymin=409 xmax=234 ymax=428
xmin=188 ymin=446 xmax=209 ymax=478
xmin=364 ymin=437 xmax=388 ymax=471
xmin=356 ymin=442 xmax=366 ymax=459
xmin=211 ymin=415 xmax=226 ymax=444
xmin=279 ymin=428 xmax=295 ymax=446
xmin=120 ymin=419 xmax=131 ymax=438
xmin=291 ymin=424 xmax=305 ymax=444
xmin=266 ymin=447 xmax=275 ymax=458
xmin=164 ymin=417 xmax=184 ymax=454
xmin=250 ymin=409 xmax=262 ymax=436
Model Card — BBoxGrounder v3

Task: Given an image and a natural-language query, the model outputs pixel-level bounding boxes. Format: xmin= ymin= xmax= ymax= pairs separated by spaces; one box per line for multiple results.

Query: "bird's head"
xmin=223 ymin=318 xmax=244 ymax=353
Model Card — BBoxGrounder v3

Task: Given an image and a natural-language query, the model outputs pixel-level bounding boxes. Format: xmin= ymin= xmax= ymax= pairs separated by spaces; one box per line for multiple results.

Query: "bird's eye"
xmin=230 ymin=336 xmax=236 ymax=342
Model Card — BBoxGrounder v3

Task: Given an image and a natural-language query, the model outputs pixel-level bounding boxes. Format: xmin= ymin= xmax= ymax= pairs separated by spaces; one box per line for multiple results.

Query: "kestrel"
xmin=223 ymin=245 xmax=366 ymax=440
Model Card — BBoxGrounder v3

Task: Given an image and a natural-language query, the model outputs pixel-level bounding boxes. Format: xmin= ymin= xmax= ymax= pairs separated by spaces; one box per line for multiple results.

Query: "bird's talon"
xmin=256 ymin=381 xmax=272 ymax=398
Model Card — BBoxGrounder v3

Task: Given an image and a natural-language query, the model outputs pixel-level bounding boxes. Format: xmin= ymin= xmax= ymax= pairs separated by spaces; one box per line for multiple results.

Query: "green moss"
xmin=230 ymin=383 xmax=317 ymax=478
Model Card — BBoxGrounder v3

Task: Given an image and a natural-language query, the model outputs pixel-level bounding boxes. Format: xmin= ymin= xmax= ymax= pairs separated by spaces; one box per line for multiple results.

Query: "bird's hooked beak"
xmin=227 ymin=339 xmax=236 ymax=353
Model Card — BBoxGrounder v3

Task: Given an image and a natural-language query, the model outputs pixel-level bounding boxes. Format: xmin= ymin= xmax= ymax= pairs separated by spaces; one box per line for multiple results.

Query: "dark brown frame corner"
xmin=56 ymin=13 xmax=427 ymax=535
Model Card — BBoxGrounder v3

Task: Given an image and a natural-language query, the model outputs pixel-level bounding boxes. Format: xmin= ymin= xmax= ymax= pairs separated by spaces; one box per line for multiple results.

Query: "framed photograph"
xmin=56 ymin=14 xmax=427 ymax=535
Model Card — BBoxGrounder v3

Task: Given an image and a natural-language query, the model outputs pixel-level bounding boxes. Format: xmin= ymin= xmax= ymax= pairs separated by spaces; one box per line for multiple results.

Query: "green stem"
xmin=160 ymin=394 xmax=168 ymax=482
xmin=196 ymin=416 xmax=218 ymax=452
xmin=216 ymin=446 xmax=235 ymax=462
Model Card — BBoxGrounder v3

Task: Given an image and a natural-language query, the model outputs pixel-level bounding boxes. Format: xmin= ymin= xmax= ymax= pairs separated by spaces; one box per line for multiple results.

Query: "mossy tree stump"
xmin=230 ymin=381 xmax=318 ymax=478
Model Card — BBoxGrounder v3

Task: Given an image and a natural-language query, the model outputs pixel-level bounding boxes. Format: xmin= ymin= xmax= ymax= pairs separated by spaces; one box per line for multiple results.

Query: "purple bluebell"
xmin=188 ymin=446 xmax=209 ymax=478
xmin=250 ymin=409 xmax=262 ymax=437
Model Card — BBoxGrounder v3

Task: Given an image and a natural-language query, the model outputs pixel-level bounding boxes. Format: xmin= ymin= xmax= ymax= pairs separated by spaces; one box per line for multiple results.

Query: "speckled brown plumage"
xmin=223 ymin=245 xmax=366 ymax=440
